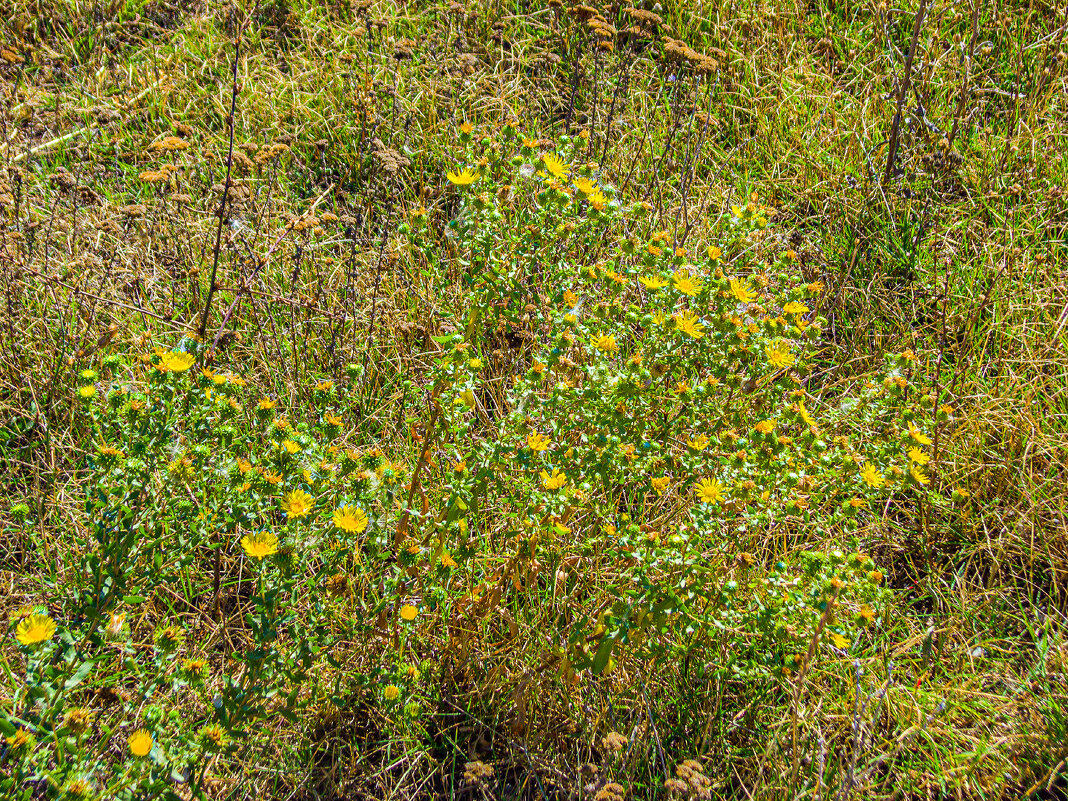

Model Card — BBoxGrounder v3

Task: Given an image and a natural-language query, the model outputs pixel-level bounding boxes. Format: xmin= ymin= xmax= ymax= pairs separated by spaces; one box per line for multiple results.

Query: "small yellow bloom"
xmin=674 ymin=310 xmax=705 ymax=339
xmin=78 ymin=385 xmax=96 ymax=399
xmin=687 ymin=434 xmax=709 ymax=451
xmin=441 ymin=552 xmax=458 ymax=568
xmin=446 ymin=167 xmax=478 ymax=186
xmin=383 ymin=684 xmax=401 ymax=701
xmin=829 ymin=632 xmax=849 ymax=649
xmin=651 ymin=477 xmax=670 ymax=495
xmin=399 ymin=605 xmax=419 ymax=621
xmin=540 ymin=468 xmax=568 ymax=490
xmin=593 ymin=333 xmax=618 ymax=353
xmin=281 ymin=439 xmax=301 ymax=455
xmin=241 ymin=531 xmax=278 ymax=560
xmin=694 ymin=478 xmax=726 ymax=504
xmin=158 ymin=351 xmax=195 ymax=372
xmin=783 ymin=301 xmax=809 ymax=315
xmin=541 ymin=153 xmax=569 ymax=180
xmin=907 ymin=447 xmax=930 ymax=465
xmin=672 ymin=269 xmax=702 ymax=296
xmin=766 ymin=342 xmax=795 ymax=369
xmin=128 ymin=729 xmax=154 ymax=757
xmin=729 ymin=278 xmax=757 ymax=304
xmin=909 ymin=465 xmax=930 ymax=486
xmin=860 ymin=463 xmax=885 ymax=488
xmin=281 ymin=489 xmax=314 ymax=519
xmin=257 ymin=397 xmax=277 ymax=411
xmin=907 ymin=422 xmax=933 ymax=446
xmin=16 ymin=614 xmax=56 ymax=646
xmin=333 ymin=505 xmax=369 ymax=533
xmin=527 ymin=432 xmax=551 ymax=452
xmin=754 ymin=419 xmax=776 ymax=435
xmin=638 ymin=275 xmax=667 ymax=290
xmin=572 ymin=176 xmax=596 ymax=195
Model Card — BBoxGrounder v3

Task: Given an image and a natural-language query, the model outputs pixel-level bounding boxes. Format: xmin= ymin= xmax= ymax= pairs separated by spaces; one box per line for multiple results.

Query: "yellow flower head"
xmin=333 ymin=505 xmax=369 ymax=534
xmin=281 ymin=439 xmax=301 ymax=455
xmin=672 ymin=269 xmax=702 ymax=296
xmin=257 ymin=397 xmax=277 ymax=412
xmin=241 ymin=530 xmax=278 ymax=560
xmin=907 ymin=447 xmax=930 ymax=465
xmin=158 ymin=350 xmax=195 ymax=372
xmin=730 ymin=278 xmax=757 ymax=304
xmin=399 ymin=605 xmax=419 ymax=621
xmin=446 ymin=167 xmax=479 ymax=186
xmin=766 ymin=342 xmax=795 ymax=369
xmin=281 ymin=489 xmax=314 ymax=519
xmin=587 ymin=189 xmax=607 ymax=210
xmin=594 ymin=333 xmax=618 ymax=354
xmin=797 ymin=401 xmax=817 ymax=429
xmin=674 ymin=311 xmax=705 ymax=339
xmin=687 ymin=434 xmax=709 ymax=451
xmin=441 ymin=552 xmax=458 ymax=568
xmin=16 ymin=614 xmax=56 ymax=646
xmin=829 ymin=632 xmax=849 ymax=649
xmin=639 ymin=275 xmax=667 ymax=290
xmin=540 ymin=468 xmax=568 ymax=490
xmin=527 ymin=432 xmax=551 ymax=452
xmin=907 ymin=422 xmax=933 ymax=446
xmin=541 ymin=153 xmax=569 ymax=180
xmin=694 ymin=478 xmax=726 ymax=504
xmin=128 ymin=729 xmax=154 ymax=757
xmin=651 ymin=477 xmax=670 ymax=495
xmin=860 ymin=463 xmax=885 ymax=488
xmin=572 ymin=176 xmax=596 ymax=195
xmin=909 ymin=465 xmax=930 ymax=486
xmin=383 ymin=684 xmax=401 ymax=701
xmin=754 ymin=419 xmax=776 ymax=435
xmin=783 ymin=301 xmax=810 ymax=315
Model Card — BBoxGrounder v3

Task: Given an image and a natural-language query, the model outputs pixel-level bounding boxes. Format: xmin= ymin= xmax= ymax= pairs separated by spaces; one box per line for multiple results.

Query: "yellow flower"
xmin=651 ymin=477 xmax=670 ymax=495
xmin=674 ymin=311 xmax=705 ymax=339
xmin=540 ymin=469 xmax=568 ymax=490
xmin=78 ymin=385 xmax=96 ymax=399
xmin=729 ymin=278 xmax=757 ymax=304
xmin=282 ymin=439 xmax=301 ymax=455
xmin=797 ymin=401 xmax=817 ymax=429
xmin=593 ymin=333 xmax=618 ymax=353
xmin=15 ymin=614 xmax=56 ymax=646
xmin=829 ymin=632 xmax=849 ymax=649
xmin=672 ymin=269 xmax=702 ymax=296
xmin=639 ymin=275 xmax=667 ymax=290
xmin=907 ymin=447 xmax=930 ymax=465
xmin=783 ymin=301 xmax=809 ymax=315
xmin=687 ymin=434 xmax=709 ymax=451
xmin=333 ymin=505 xmax=369 ymax=533
xmin=383 ymin=685 xmax=401 ymax=701
xmin=158 ymin=350 xmax=195 ymax=372
xmin=281 ymin=489 xmax=314 ymax=519
xmin=909 ymin=465 xmax=930 ymax=486
xmin=128 ymin=729 xmax=153 ymax=757
xmin=527 ymin=432 xmax=551 ymax=452
xmin=441 ymin=552 xmax=458 ymax=568
xmin=446 ymin=167 xmax=478 ymax=186
xmin=399 ymin=605 xmax=419 ymax=621
xmin=241 ymin=531 xmax=278 ymax=560
xmin=587 ymin=189 xmax=607 ymax=210
xmin=858 ymin=604 xmax=876 ymax=625
xmin=754 ymin=419 xmax=776 ymax=435
xmin=563 ymin=289 xmax=579 ymax=307
xmin=766 ymin=342 xmax=795 ymax=369
xmin=572 ymin=176 xmax=596 ymax=195
xmin=257 ymin=397 xmax=276 ymax=411
xmin=860 ymin=463 xmax=885 ymax=488
xmin=541 ymin=153 xmax=569 ymax=180
xmin=694 ymin=478 xmax=726 ymax=504
xmin=460 ymin=121 xmax=473 ymax=134
xmin=907 ymin=422 xmax=933 ymax=446
xmin=324 ymin=412 xmax=343 ymax=426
